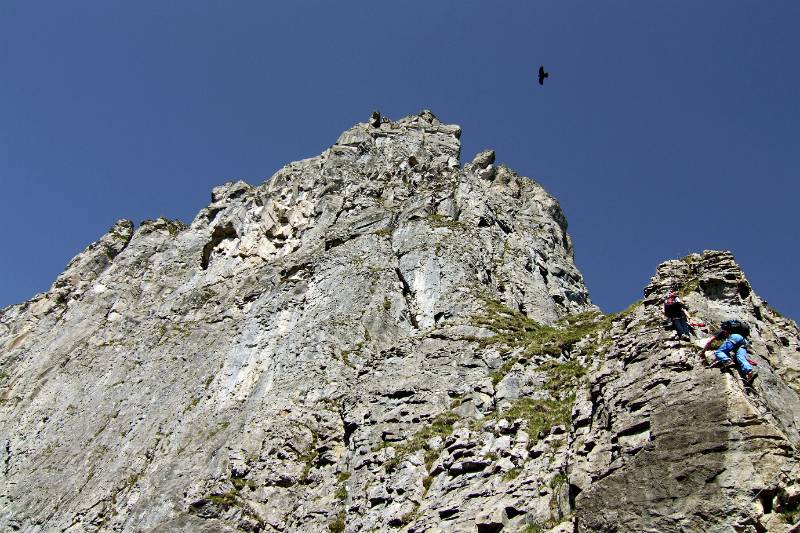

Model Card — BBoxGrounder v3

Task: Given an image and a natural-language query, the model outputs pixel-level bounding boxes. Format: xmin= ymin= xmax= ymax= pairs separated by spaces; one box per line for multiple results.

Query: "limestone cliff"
xmin=571 ymin=251 xmax=800 ymax=532
xmin=0 ymin=112 xmax=798 ymax=532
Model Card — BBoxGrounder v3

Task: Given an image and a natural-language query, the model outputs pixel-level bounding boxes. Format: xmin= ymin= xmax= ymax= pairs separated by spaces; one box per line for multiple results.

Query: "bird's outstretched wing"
xmin=539 ymin=66 xmax=545 ymax=77
xmin=538 ymin=66 xmax=548 ymax=85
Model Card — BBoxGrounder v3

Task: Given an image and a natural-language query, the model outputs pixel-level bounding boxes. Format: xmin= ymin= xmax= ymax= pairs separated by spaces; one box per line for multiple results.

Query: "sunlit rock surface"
xmin=1 ymin=112 xmax=798 ymax=532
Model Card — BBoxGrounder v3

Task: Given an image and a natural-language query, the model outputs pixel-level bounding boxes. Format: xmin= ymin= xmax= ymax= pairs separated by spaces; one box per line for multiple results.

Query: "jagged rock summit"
xmin=1 ymin=112 xmax=799 ymax=532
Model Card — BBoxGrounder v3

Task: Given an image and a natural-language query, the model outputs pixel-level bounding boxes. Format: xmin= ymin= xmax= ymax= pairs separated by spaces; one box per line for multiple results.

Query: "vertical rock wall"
xmin=0 ymin=111 xmax=592 ymax=532
xmin=571 ymin=251 xmax=800 ymax=532
xmin=0 ymin=113 xmax=797 ymax=532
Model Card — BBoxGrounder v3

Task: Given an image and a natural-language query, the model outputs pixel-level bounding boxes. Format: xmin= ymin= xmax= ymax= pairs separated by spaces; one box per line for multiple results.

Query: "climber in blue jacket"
xmin=713 ymin=323 xmax=757 ymax=385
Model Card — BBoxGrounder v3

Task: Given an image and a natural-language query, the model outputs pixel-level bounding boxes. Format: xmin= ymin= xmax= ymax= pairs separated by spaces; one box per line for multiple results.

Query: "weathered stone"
xmin=572 ymin=251 xmax=800 ymax=532
xmin=471 ymin=149 xmax=496 ymax=169
xmin=491 ymin=435 xmax=512 ymax=454
xmin=494 ymin=457 xmax=515 ymax=473
xmin=0 ymin=114 xmax=797 ymax=533
xmin=475 ymin=507 xmax=504 ymax=533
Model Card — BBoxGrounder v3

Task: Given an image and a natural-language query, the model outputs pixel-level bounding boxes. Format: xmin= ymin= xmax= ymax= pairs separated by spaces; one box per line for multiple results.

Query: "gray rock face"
xmin=571 ymin=251 xmax=800 ymax=533
xmin=0 ymin=111 xmax=590 ymax=532
xmin=0 ymin=113 xmax=798 ymax=533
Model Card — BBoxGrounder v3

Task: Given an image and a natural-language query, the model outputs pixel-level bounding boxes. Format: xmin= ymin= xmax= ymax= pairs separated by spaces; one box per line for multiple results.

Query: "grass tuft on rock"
xmin=231 ymin=475 xmax=256 ymax=491
xmin=476 ymin=298 xmax=640 ymax=385
xmin=502 ymin=467 xmax=522 ymax=481
xmin=539 ymin=359 xmax=586 ymax=395
xmin=488 ymin=359 xmax=585 ymax=441
xmin=208 ymin=491 xmax=239 ymax=508
xmin=428 ymin=213 xmax=465 ymax=230
xmin=328 ymin=511 xmax=346 ymax=533
xmin=474 ymin=299 xmax=604 ymax=357
xmin=501 ymin=397 xmax=573 ymax=439
xmin=384 ymin=410 xmax=458 ymax=471
xmin=549 ymin=472 xmax=567 ymax=488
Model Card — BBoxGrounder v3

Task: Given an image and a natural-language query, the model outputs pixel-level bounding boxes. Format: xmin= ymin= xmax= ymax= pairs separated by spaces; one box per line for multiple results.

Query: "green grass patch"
xmin=428 ymin=213 xmax=465 ymax=230
xmin=92 ymin=417 xmax=111 ymax=439
xmin=398 ymin=505 xmax=421 ymax=526
xmin=231 ymin=475 xmax=257 ymax=491
xmin=503 ymin=467 xmax=522 ymax=481
xmin=206 ymin=489 xmax=265 ymax=528
xmin=424 ymin=448 xmax=440 ymax=470
xmin=549 ymin=472 xmax=567 ymax=488
xmin=491 ymin=357 xmax=520 ymax=385
xmin=539 ymin=360 xmax=586 ymax=397
xmin=384 ymin=411 xmax=459 ymax=471
xmin=125 ymin=474 xmax=140 ymax=488
xmin=328 ymin=511 xmax=346 ymax=533
xmin=208 ymin=491 xmax=239 ymax=508
xmin=476 ymin=301 xmax=599 ymax=441
xmin=183 ymin=396 xmax=201 ymax=414
xmin=475 ymin=298 xmax=641 ymax=385
xmin=334 ymin=469 xmax=351 ymax=501
xmin=524 ymin=517 xmax=560 ymax=533
xmin=500 ymin=397 xmax=573 ymax=439
xmin=298 ymin=432 xmax=319 ymax=483
xmin=163 ymin=218 xmax=186 ymax=237
xmin=678 ymin=277 xmax=700 ymax=296
xmin=475 ymin=300 xmax=601 ymax=357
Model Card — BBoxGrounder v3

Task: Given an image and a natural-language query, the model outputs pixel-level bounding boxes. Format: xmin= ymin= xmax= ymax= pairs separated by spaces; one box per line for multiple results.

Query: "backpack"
xmin=663 ymin=295 xmax=682 ymax=317
xmin=720 ymin=319 xmax=750 ymax=338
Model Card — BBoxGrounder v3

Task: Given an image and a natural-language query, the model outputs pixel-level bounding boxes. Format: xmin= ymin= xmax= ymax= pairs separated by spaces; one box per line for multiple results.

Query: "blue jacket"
xmin=715 ymin=333 xmax=748 ymax=358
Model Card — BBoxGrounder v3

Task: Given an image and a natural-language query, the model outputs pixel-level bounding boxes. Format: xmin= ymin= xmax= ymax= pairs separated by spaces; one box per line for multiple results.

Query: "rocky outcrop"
xmin=0 ymin=111 xmax=591 ymax=532
xmin=0 ymin=112 xmax=798 ymax=532
xmin=571 ymin=251 xmax=800 ymax=532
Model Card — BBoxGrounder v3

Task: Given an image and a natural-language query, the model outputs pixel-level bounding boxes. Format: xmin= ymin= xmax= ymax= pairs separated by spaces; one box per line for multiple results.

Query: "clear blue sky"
xmin=1 ymin=2 xmax=798 ymax=320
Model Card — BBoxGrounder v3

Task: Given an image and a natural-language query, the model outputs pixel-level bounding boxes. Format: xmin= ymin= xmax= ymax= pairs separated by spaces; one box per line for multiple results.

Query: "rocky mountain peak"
xmin=1 ymin=115 xmax=798 ymax=532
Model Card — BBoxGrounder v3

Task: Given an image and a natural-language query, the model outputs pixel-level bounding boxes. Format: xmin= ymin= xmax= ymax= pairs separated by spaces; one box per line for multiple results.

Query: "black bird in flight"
xmin=538 ymin=66 xmax=549 ymax=86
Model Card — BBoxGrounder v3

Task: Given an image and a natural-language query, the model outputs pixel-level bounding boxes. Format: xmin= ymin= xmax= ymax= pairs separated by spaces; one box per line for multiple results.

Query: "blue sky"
xmin=1 ymin=2 xmax=798 ymax=320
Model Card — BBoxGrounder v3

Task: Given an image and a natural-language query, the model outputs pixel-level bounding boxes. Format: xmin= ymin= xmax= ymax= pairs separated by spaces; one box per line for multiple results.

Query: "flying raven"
xmin=538 ymin=66 xmax=549 ymax=86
